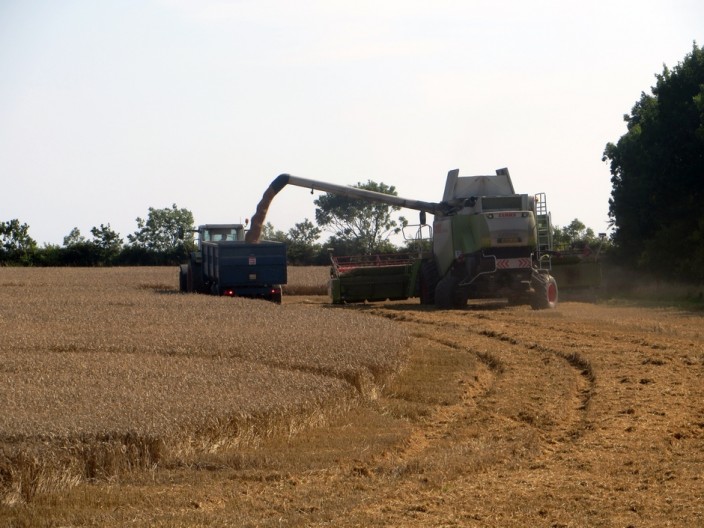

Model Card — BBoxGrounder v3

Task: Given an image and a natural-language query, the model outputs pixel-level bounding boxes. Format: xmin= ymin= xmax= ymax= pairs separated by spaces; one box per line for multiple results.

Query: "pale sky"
xmin=1 ymin=0 xmax=702 ymax=246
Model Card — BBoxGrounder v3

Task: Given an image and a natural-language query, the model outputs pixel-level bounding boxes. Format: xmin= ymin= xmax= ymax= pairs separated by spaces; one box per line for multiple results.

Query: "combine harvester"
xmin=247 ymin=168 xmax=559 ymax=309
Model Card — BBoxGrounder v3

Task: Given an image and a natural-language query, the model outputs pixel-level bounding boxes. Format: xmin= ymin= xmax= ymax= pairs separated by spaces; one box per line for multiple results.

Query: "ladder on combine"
xmin=534 ymin=192 xmax=553 ymax=270
xmin=534 ymin=192 xmax=552 ymax=252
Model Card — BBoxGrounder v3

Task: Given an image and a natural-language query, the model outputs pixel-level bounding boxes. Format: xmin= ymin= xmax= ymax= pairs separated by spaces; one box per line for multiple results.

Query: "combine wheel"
xmin=530 ymin=273 xmax=558 ymax=310
xmin=453 ymin=286 xmax=469 ymax=309
xmin=419 ymin=260 xmax=439 ymax=305
xmin=435 ymin=274 xmax=460 ymax=309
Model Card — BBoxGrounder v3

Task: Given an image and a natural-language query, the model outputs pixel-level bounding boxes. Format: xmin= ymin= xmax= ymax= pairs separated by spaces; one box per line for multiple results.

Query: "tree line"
xmin=0 ymin=205 xmax=197 ymax=267
xmin=0 ymin=182 xmax=417 ymax=267
xmin=603 ymin=42 xmax=704 ymax=283
xmin=1 ymin=198 xmax=602 ymax=268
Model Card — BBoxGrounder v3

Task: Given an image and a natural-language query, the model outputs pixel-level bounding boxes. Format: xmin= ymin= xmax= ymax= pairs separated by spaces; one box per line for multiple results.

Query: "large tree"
xmin=0 ymin=219 xmax=37 ymax=263
xmin=127 ymin=204 xmax=195 ymax=254
xmin=286 ymin=218 xmax=321 ymax=264
xmin=314 ymin=180 xmax=405 ymax=255
xmin=552 ymin=219 xmax=598 ymax=250
xmin=91 ymin=224 xmax=123 ymax=263
xmin=261 ymin=222 xmax=287 ymax=243
xmin=603 ymin=42 xmax=704 ymax=281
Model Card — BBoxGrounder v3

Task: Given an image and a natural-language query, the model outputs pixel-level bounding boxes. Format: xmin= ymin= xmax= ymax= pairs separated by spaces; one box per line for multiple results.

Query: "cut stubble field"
xmin=1 ymin=266 xmax=703 ymax=527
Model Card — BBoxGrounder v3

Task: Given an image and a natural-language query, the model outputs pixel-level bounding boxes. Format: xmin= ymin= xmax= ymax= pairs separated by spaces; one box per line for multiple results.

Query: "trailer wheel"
xmin=531 ymin=273 xmax=558 ymax=310
xmin=187 ymin=260 xmax=208 ymax=294
xmin=419 ymin=260 xmax=439 ymax=305
xmin=179 ymin=265 xmax=188 ymax=292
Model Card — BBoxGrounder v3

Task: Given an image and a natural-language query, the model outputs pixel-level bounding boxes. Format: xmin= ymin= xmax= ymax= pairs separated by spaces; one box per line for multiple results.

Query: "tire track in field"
xmin=366 ymin=305 xmax=596 ymax=453
xmin=317 ymin=303 xmax=600 ymax=525
xmin=382 ymin=330 xmax=504 ymax=467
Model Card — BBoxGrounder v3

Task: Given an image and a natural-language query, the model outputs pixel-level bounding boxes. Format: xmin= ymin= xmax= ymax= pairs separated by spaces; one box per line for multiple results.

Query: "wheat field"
xmin=282 ymin=265 xmax=329 ymax=295
xmin=0 ymin=267 xmax=408 ymax=502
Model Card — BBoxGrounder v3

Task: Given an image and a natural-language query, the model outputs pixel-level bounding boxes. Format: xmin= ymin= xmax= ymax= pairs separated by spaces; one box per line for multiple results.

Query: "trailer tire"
xmin=179 ymin=265 xmax=189 ymax=292
xmin=419 ymin=260 xmax=439 ymax=305
xmin=531 ymin=273 xmax=558 ymax=310
xmin=188 ymin=260 xmax=208 ymax=294
xmin=272 ymin=290 xmax=282 ymax=304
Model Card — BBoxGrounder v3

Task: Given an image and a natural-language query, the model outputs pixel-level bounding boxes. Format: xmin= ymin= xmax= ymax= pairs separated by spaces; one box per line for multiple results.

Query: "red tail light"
xmin=223 ymin=289 xmax=236 ymax=297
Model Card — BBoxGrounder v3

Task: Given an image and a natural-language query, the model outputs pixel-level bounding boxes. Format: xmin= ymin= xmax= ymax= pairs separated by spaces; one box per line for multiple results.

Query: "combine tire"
xmin=419 ymin=260 xmax=439 ymax=305
xmin=531 ymin=273 xmax=558 ymax=310
xmin=435 ymin=274 xmax=467 ymax=309
xmin=454 ymin=286 xmax=469 ymax=308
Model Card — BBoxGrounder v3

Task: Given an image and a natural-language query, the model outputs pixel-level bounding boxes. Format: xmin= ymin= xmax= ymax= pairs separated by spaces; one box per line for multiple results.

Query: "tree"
xmin=0 ymin=219 xmax=37 ymax=264
xmin=603 ymin=42 xmax=704 ymax=281
xmin=286 ymin=218 xmax=321 ymax=264
xmin=261 ymin=222 xmax=287 ymax=243
xmin=314 ymin=181 xmax=403 ymax=255
xmin=91 ymin=224 xmax=123 ymax=263
xmin=552 ymin=219 xmax=597 ymax=250
xmin=61 ymin=227 xmax=97 ymax=266
xmin=127 ymin=204 xmax=195 ymax=255
xmin=59 ymin=224 xmax=123 ymax=266
xmin=63 ymin=227 xmax=86 ymax=247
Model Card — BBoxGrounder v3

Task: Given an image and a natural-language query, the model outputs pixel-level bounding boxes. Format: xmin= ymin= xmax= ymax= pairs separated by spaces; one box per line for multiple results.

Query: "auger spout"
xmin=245 ymin=173 xmax=446 ymax=243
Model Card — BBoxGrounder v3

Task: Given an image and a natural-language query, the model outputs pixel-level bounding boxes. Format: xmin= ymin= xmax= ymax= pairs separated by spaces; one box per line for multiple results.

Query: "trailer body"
xmin=180 ymin=224 xmax=287 ymax=303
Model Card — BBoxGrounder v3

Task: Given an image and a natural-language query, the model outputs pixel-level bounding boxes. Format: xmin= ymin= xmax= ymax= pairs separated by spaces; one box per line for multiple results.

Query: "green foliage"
xmin=553 ymin=219 xmax=598 ymax=249
xmin=286 ymin=219 xmax=322 ymax=264
xmin=314 ymin=181 xmax=403 ymax=255
xmin=90 ymin=224 xmax=123 ymax=260
xmin=259 ymin=219 xmax=324 ymax=265
xmin=33 ymin=244 xmax=62 ymax=266
xmin=3 ymin=209 xmax=194 ymax=266
xmin=603 ymin=42 xmax=704 ymax=282
xmin=58 ymin=224 xmax=124 ymax=266
xmin=0 ymin=219 xmax=37 ymax=264
xmin=261 ymin=222 xmax=287 ymax=243
xmin=63 ymin=227 xmax=86 ymax=247
xmin=127 ymin=204 xmax=195 ymax=258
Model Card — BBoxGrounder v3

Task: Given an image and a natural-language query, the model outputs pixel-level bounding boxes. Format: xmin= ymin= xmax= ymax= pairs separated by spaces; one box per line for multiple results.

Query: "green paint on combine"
xmin=328 ymin=253 xmax=422 ymax=304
